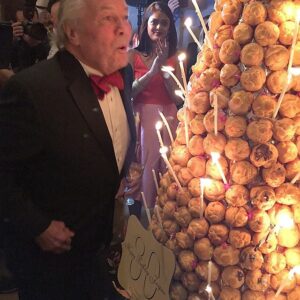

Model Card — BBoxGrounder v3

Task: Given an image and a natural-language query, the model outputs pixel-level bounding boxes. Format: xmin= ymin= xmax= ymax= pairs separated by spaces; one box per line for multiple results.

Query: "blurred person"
xmin=0 ymin=0 xmax=135 ymax=299
xmin=47 ymin=0 xmax=60 ymax=58
xmin=128 ymin=1 xmax=182 ymax=213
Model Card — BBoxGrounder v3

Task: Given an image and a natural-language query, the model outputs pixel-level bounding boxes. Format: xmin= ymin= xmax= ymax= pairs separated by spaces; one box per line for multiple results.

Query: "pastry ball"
xmin=163 ymin=219 xmax=180 ymax=236
xmin=210 ymin=85 xmax=230 ymax=110
xmin=215 ymin=24 xmax=234 ymax=48
xmin=195 ymin=261 xmax=220 ymax=282
xmin=176 ymin=188 xmax=192 ymax=207
xmin=187 ymin=156 xmax=206 ymax=178
xmin=219 ymin=287 xmax=241 ymax=300
xmin=267 ymin=0 xmax=295 ymax=24
xmin=265 ymin=290 xmax=286 ymax=300
xmin=242 ymin=1 xmax=267 ymax=26
xmin=248 ymin=209 xmax=270 ymax=233
xmin=250 ymin=185 xmax=276 ymax=211
xmin=163 ymin=200 xmax=177 ymax=219
xmin=252 ymin=95 xmax=276 ymax=118
xmin=177 ymin=106 xmax=194 ymax=123
xmin=229 ymin=228 xmax=251 ymax=249
xmin=271 ymin=269 xmax=296 ymax=293
xmin=252 ymin=231 xmax=278 ymax=254
xmin=152 ymin=224 xmax=168 ymax=244
xmin=277 ymin=141 xmax=298 ymax=163
xmin=264 ymin=251 xmax=286 ymax=274
xmin=219 ymin=39 xmax=241 ymax=64
xmin=287 ymin=287 xmax=300 ymax=300
xmin=204 ymin=179 xmax=226 ymax=201
xmin=189 ymin=114 xmax=206 ymax=135
xmin=165 ymin=239 xmax=181 ymax=255
xmin=206 ymin=155 xmax=228 ymax=180
xmin=279 ymin=94 xmax=300 ymax=118
xmin=262 ymin=162 xmax=286 ymax=188
xmin=174 ymin=206 xmax=192 ymax=228
xmin=203 ymin=132 xmax=227 ymax=154
xmin=276 ymin=183 xmax=300 ymax=205
xmin=220 ymin=64 xmax=241 ymax=87
xmin=225 ymin=116 xmax=247 ymax=138
xmin=209 ymin=11 xmax=224 ymax=34
xmin=187 ymin=178 xmax=201 ymax=198
xmin=245 ymin=269 xmax=270 ymax=292
xmin=176 ymin=123 xmax=193 ymax=145
xmin=203 ymin=109 xmax=226 ymax=133
xmin=240 ymin=247 xmax=264 ymax=270
xmin=225 ymin=206 xmax=248 ymax=227
xmin=225 ymin=138 xmax=250 ymax=161
xmin=240 ymin=43 xmax=264 ymax=66
xmin=225 ymin=184 xmax=249 ymax=207
xmin=221 ymin=0 xmax=242 ymax=25
xmin=213 ymin=244 xmax=240 ymax=266
xmin=171 ymin=145 xmax=192 ymax=167
xmin=187 ymin=218 xmax=209 ymax=240
xmin=293 ymin=116 xmax=300 ymax=135
xmin=188 ymin=91 xmax=210 ymax=114
xmin=273 ymin=118 xmax=296 ymax=142
xmin=250 ymin=143 xmax=278 ymax=168
xmin=255 ymin=21 xmax=280 ymax=46
xmin=178 ymin=168 xmax=193 ymax=187
xmin=233 ymin=23 xmax=253 ymax=45
xmin=240 ymin=66 xmax=266 ymax=91
xmin=285 ymin=158 xmax=300 ymax=181
xmin=293 ymin=41 xmax=300 ymax=66
xmin=246 ymin=119 xmax=273 ymax=144
xmin=176 ymin=231 xmax=194 ymax=249
xmin=188 ymin=135 xmax=204 ymax=156
xmin=198 ymin=68 xmax=221 ymax=92
xmin=181 ymin=272 xmax=201 ymax=293
xmin=265 ymin=45 xmax=289 ymax=71
xmin=279 ymin=21 xmax=300 ymax=45
xmin=229 ymin=90 xmax=254 ymax=115
xmin=188 ymin=197 xmax=207 ymax=219
xmin=208 ymin=224 xmax=229 ymax=246
xmin=242 ymin=290 xmax=266 ymax=300
xmin=178 ymin=250 xmax=198 ymax=272
xmin=194 ymin=238 xmax=213 ymax=261
xmin=170 ymin=282 xmax=188 ymax=300
xmin=231 ymin=160 xmax=258 ymax=185
xmin=285 ymin=247 xmax=300 ymax=267
xmin=267 ymin=70 xmax=290 ymax=94
xmin=205 ymin=201 xmax=226 ymax=224
xmin=222 ymin=266 xmax=245 ymax=288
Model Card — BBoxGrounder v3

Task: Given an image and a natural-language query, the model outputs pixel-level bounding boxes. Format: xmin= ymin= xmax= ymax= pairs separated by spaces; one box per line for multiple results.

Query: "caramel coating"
xmin=254 ymin=21 xmax=280 ymax=46
xmin=240 ymin=66 xmax=266 ymax=92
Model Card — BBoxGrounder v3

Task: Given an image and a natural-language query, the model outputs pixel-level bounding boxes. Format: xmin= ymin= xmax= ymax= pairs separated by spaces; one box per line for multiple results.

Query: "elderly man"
xmin=0 ymin=0 xmax=135 ymax=299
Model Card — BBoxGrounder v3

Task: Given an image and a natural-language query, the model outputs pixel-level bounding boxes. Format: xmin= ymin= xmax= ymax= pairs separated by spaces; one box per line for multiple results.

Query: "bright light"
xmin=159 ymin=146 xmax=168 ymax=155
xmin=290 ymin=265 xmax=300 ymax=278
xmin=290 ymin=67 xmax=300 ymax=76
xmin=155 ymin=121 xmax=163 ymax=130
xmin=200 ymin=178 xmax=212 ymax=188
xmin=161 ymin=66 xmax=175 ymax=72
xmin=276 ymin=210 xmax=295 ymax=229
xmin=205 ymin=285 xmax=212 ymax=293
xmin=211 ymin=152 xmax=221 ymax=163
xmin=184 ymin=17 xmax=192 ymax=27
xmin=178 ymin=53 xmax=186 ymax=61
xmin=297 ymin=9 xmax=300 ymax=22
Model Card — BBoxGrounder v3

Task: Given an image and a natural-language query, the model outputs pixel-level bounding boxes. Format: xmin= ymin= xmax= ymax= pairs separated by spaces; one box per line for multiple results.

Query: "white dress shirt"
xmin=80 ymin=62 xmax=130 ymax=173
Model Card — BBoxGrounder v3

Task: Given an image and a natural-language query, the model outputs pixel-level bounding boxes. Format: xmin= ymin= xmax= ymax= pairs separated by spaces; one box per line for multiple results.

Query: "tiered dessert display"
xmin=151 ymin=0 xmax=300 ymax=299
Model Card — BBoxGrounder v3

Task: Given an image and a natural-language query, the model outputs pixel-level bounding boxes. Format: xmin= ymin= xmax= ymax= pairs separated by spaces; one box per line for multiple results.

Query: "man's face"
xmin=67 ymin=0 xmax=131 ymax=75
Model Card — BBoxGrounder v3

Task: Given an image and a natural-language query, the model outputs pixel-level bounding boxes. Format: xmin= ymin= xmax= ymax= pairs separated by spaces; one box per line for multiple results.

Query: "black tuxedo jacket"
xmin=0 ymin=50 xmax=136 ymax=252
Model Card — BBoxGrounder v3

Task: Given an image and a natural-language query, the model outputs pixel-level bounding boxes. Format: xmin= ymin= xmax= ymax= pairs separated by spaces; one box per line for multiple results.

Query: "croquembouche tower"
xmin=151 ymin=0 xmax=300 ymax=298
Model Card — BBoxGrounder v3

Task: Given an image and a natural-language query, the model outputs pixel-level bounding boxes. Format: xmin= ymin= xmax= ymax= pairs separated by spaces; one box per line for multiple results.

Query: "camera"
xmin=22 ymin=21 xmax=48 ymax=41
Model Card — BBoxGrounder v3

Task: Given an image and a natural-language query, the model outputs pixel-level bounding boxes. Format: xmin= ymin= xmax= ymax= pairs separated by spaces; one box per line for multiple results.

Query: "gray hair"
xmin=55 ymin=0 xmax=86 ymax=48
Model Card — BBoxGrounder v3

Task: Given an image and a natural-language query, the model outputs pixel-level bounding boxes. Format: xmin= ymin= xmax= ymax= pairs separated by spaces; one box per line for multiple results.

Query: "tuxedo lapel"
xmin=57 ymin=51 xmax=117 ymax=170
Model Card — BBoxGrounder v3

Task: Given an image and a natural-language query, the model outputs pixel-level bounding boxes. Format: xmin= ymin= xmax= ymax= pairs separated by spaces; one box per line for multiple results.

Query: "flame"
xmin=155 ymin=121 xmax=163 ymax=130
xmin=159 ymin=146 xmax=168 ymax=155
xmin=178 ymin=53 xmax=186 ymax=61
xmin=161 ymin=66 xmax=175 ymax=72
xmin=184 ymin=17 xmax=192 ymax=27
xmin=276 ymin=209 xmax=294 ymax=229
xmin=211 ymin=152 xmax=221 ymax=163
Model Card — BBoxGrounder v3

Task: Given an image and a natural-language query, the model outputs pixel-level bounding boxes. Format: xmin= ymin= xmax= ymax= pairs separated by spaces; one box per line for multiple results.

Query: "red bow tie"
xmin=89 ymin=71 xmax=124 ymax=100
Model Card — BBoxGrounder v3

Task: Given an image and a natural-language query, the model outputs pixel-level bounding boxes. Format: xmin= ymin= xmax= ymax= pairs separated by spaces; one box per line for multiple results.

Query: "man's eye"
xmin=103 ymin=16 xmax=113 ymax=21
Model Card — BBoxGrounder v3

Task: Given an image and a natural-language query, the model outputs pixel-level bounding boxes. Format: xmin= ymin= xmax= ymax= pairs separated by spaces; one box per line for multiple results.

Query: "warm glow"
xmin=276 ymin=210 xmax=295 ymax=229
xmin=200 ymin=178 xmax=212 ymax=188
xmin=161 ymin=66 xmax=175 ymax=72
xmin=155 ymin=121 xmax=163 ymax=130
xmin=297 ymin=10 xmax=300 ymax=22
xmin=205 ymin=285 xmax=212 ymax=293
xmin=290 ymin=67 xmax=300 ymax=76
xmin=290 ymin=265 xmax=300 ymax=278
xmin=184 ymin=17 xmax=192 ymax=27
xmin=159 ymin=146 xmax=168 ymax=155
xmin=178 ymin=53 xmax=186 ymax=61
xmin=211 ymin=152 xmax=221 ymax=163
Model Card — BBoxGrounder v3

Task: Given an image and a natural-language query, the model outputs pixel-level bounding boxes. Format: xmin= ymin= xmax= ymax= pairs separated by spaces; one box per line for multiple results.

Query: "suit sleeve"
xmin=0 ymin=77 xmax=51 ymax=238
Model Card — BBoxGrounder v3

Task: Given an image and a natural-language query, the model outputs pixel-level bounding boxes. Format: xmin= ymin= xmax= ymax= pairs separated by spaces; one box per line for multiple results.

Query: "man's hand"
xmin=168 ymin=0 xmax=180 ymax=14
xmin=12 ymin=22 xmax=24 ymax=39
xmin=35 ymin=220 xmax=75 ymax=254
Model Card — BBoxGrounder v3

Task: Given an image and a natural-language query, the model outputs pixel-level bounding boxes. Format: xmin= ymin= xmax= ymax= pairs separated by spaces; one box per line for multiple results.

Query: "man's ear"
xmin=63 ymin=23 xmax=80 ymax=46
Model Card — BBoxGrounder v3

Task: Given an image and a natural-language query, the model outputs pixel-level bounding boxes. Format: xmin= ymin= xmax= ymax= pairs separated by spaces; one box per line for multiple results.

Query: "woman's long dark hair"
xmin=136 ymin=1 xmax=177 ymax=58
